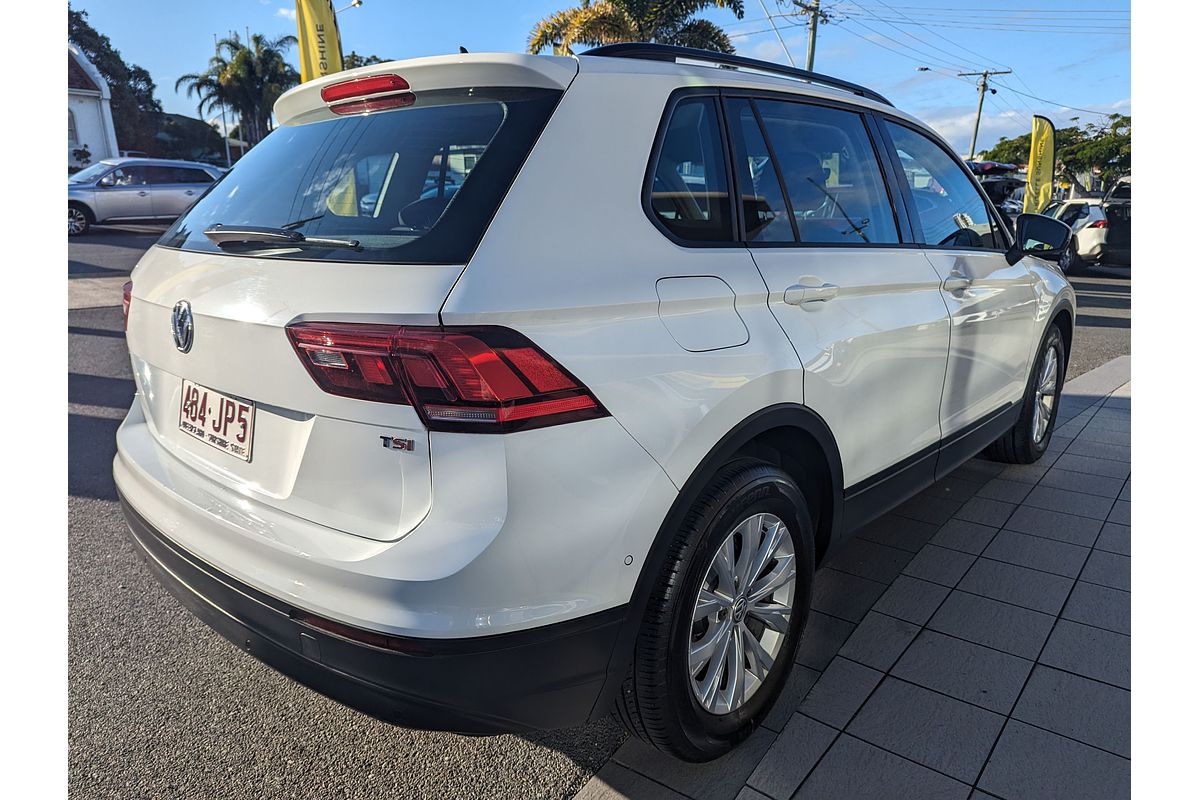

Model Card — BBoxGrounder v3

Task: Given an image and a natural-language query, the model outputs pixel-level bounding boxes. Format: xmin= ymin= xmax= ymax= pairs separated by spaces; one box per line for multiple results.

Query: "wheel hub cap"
xmin=731 ymin=596 xmax=748 ymax=623
xmin=688 ymin=512 xmax=797 ymax=715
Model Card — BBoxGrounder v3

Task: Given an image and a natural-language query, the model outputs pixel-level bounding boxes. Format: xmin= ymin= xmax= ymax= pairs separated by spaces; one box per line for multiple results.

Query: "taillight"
xmin=1087 ymin=219 xmax=1108 ymax=229
xmin=320 ymin=74 xmax=409 ymax=104
xmin=122 ymin=281 xmax=132 ymax=330
xmin=286 ymin=323 xmax=607 ymax=432
xmin=321 ymin=74 xmax=414 ymax=116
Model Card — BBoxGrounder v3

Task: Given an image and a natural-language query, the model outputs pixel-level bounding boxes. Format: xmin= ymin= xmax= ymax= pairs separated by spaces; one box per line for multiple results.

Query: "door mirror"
xmin=1006 ymin=213 xmax=1072 ymax=265
xmin=97 ymin=173 xmax=115 ymax=188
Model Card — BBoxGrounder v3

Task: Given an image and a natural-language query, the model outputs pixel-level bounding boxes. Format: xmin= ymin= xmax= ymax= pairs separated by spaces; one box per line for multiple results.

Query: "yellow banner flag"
xmin=296 ymin=0 xmax=344 ymax=83
xmin=1023 ymin=115 xmax=1056 ymax=214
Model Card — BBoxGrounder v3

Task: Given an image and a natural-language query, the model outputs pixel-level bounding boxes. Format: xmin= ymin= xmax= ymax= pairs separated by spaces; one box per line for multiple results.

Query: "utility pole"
xmin=958 ymin=69 xmax=1011 ymax=159
xmin=793 ymin=1 xmax=829 ymax=71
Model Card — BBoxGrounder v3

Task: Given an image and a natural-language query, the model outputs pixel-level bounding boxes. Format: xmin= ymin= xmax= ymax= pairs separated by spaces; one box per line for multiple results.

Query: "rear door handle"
xmin=783 ymin=282 xmax=839 ymax=306
xmin=137 ymin=191 xmax=148 ymax=197
xmin=942 ymin=273 xmax=972 ymax=293
xmin=185 ymin=190 xmax=195 ymax=196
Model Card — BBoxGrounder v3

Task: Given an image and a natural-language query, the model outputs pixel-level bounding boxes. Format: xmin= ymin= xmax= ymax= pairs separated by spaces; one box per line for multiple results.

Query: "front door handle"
xmin=942 ymin=273 xmax=972 ymax=293
xmin=185 ymin=190 xmax=195 ymax=196
xmin=783 ymin=282 xmax=839 ymax=306
xmin=137 ymin=190 xmax=148 ymax=197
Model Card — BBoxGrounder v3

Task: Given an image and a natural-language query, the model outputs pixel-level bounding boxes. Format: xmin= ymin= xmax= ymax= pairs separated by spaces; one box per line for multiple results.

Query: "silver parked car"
xmin=68 ymin=157 xmax=225 ymax=236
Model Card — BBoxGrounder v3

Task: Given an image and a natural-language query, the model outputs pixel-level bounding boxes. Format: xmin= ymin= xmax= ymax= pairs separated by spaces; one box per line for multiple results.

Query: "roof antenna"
xmin=459 ymin=46 xmax=468 ymax=54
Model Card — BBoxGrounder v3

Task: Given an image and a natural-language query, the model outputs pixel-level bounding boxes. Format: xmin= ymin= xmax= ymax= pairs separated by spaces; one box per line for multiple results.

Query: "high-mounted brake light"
xmin=122 ymin=281 xmax=133 ymax=330
xmin=329 ymin=93 xmax=416 ymax=115
xmin=286 ymin=323 xmax=607 ymax=432
xmin=320 ymin=74 xmax=410 ymax=104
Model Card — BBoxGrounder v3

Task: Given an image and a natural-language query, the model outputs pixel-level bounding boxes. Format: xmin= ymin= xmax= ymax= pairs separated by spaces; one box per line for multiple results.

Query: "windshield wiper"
xmin=203 ymin=224 xmax=360 ymax=250
xmin=281 ymin=213 xmax=325 ymax=230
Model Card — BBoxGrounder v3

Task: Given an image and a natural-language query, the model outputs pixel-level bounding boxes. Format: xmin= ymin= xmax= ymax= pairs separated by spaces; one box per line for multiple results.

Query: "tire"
xmin=1062 ymin=237 xmax=1085 ymax=275
xmin=68 ymin=203 xmax=92 ymax=237
xmin=616 ymin=459 xmax=816 ymax=761
xmin=985 ymin=324 xmax=1066 ymax=464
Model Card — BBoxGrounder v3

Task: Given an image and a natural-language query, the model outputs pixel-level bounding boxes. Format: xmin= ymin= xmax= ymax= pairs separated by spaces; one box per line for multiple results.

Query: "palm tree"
xmin=177 ymin=33 xmax=299 ymax=147
xmin=528 ymin=0 xmax=745 ymax=56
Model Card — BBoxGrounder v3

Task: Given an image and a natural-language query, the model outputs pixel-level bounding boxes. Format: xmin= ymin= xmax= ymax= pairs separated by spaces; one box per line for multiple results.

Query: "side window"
xmin=177 ymin=168 xmax=215 ymax=184
xmin=1059 ymin=204 xmax=1086 ymax=229
xmin=885 ymin=122 xmax=1002 ymax=249
xmin=726 ymin=98 xmax=794 ymax=242
xmin=109 ymin=167 xmax=150 ymax=186
xmin=649 ymin=96 xmax=733 ymax=242
xmin=756 ymin=99 xmax=899 ymax=245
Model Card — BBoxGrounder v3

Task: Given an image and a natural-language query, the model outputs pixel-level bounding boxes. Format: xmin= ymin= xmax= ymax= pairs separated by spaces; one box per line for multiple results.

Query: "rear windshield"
xmin=158 ymin=87 xmax=561 ymax=264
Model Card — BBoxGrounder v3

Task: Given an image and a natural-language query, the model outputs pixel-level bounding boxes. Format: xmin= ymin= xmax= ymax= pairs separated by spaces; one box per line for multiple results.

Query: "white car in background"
xmin=1042 ymin=198 xmax=1112 ymax=273
xmin=115 ymin=44 xmax=1075 ymax=761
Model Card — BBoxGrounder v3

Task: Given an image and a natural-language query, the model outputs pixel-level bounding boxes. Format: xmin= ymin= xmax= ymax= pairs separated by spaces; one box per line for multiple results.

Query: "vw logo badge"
xmin=172 ymin=300 xmax=194 ymax=353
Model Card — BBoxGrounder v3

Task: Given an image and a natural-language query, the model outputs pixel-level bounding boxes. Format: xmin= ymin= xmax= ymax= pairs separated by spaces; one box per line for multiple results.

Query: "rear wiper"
xmin=203 ymin=224 xmax=360 ymax=250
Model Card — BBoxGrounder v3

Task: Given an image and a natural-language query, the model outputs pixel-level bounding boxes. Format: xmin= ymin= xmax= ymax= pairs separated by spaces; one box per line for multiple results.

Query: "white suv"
xmin=114 ymin=44 xmax=1075 ymax=762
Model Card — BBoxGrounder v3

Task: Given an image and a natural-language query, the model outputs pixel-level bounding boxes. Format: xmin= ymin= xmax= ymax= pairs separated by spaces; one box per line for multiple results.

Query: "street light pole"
xmin=958 ymin=69 xmax=1011 ymax=159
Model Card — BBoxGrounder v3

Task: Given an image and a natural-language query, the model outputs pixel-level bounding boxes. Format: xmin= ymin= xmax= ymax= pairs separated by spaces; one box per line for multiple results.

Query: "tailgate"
xmin=126 ymin=246 xmax=462 ymax=542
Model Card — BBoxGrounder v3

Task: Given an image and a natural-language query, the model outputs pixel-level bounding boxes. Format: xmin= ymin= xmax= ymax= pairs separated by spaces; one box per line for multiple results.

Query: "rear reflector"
xmin=286 ymin=323 xmax=607 ymax=432
xmin=122 ymin=281 xmax=133 ymax=330
xmin=320 ymin=74 xmax=410 ymax=104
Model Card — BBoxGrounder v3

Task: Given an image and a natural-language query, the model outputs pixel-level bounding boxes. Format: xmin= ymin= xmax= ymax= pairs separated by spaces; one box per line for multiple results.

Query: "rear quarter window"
xmin=647 ymin=96 xmax=734 ymax=243
xmin=158 ymin=87 xmax=561 ymax=264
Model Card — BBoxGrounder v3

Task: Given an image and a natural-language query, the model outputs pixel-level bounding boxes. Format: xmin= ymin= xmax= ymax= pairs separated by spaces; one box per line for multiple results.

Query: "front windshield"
xmin=158 ymin=87 xmax=561 ymax=264
xmin=69 ymin=162 xmax=112 ymax=184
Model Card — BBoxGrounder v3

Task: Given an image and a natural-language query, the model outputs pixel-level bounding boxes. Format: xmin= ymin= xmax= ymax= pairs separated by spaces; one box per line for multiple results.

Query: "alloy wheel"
xmin=1032 ymin=345 xmax=1059 ymax=443
xmin=68 ymin=207 xmax=87 ymax=235
xmin=688 ymin=513 xmax=796 ymax=715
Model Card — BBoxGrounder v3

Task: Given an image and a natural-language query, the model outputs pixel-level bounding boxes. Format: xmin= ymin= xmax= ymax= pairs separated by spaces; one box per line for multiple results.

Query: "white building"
xmin=68 ymin=43 xmax=120 ymax=169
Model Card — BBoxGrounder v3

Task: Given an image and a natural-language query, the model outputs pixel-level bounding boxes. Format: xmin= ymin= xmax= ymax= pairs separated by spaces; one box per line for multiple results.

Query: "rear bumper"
xmin=120 ymin=494 xmax=626 ymax=734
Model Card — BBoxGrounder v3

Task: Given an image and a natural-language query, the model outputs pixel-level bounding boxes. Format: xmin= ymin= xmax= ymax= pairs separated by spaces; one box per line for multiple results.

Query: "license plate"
xmin=178 ymin=379 xmax=255 ymax=462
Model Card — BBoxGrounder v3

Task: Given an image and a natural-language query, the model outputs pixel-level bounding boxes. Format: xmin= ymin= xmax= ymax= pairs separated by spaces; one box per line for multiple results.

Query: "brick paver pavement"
xmin=577 ymin=356 xmax=1131 ymax=800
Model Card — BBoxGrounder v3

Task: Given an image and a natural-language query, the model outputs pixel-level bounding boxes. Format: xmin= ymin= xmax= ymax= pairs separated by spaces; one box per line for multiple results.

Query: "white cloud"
xmin=276 ymin=7 xmax=296 ymax=21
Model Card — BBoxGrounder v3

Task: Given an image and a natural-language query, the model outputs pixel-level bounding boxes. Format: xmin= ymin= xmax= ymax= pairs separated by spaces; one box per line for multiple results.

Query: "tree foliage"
xmin=68 ymin=4 xmax=163 ymax=153
xmin=343 ymin=51 xmax=389 ymax=70
xmin=978 ymin=114 xmax=1131 ymax=193
xmin=176 ymin=32 xmax=299 ymax=147
xmin=528 ymin=0 xmax=745 ymax=56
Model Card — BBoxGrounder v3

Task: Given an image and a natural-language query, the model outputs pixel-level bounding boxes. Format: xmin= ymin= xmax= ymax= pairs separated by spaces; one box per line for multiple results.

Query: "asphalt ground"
xmin=67 ymin=228 xmax=1130 ymax=798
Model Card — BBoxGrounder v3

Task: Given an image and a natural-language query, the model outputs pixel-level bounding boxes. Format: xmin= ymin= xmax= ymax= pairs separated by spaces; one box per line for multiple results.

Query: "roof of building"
xmin=68 ymin=43 xmax=111 ymax=100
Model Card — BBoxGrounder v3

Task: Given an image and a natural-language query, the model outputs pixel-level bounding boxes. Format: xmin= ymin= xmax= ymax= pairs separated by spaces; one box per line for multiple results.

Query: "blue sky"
xmin=75 ymin=0 xmax=1130 ymax=155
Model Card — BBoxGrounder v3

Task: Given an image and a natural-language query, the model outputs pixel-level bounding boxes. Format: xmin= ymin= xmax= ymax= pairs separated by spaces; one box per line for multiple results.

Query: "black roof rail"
xmin=580 ymin=43 xmax=893 ymax=107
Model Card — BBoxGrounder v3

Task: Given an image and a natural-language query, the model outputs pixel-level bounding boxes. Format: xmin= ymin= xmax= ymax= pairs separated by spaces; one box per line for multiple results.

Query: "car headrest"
xmin=779 ymin=151 xmax=828 ymax=212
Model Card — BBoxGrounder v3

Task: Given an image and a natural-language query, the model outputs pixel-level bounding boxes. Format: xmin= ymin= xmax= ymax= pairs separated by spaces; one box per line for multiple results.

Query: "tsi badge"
xmin=380 ymin=435 xmax=416 ymax=452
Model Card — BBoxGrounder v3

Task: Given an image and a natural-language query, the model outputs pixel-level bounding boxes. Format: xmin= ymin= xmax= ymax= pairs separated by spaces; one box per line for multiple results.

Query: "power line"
xmin=833 ymin=12 xmax=970 ymax=70
xmin=989 ymin=79 xmax=1121 ymax=117
xmin=840 ymin=0 xmax=985 ymax=71
xmin=850 ymin=4 xmax=1129 ymax=15
xmin=860 ymin=0 xmax=1013 ymax=70
xmin=837 ymin=14 xmax=1129 ymax=34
